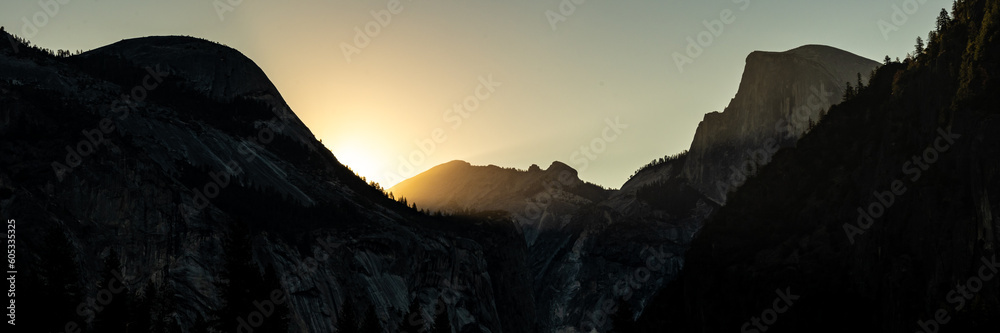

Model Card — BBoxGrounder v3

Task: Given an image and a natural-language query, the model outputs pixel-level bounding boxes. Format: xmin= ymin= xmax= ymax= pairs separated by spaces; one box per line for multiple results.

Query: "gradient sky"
xmin=2 ymin=0 xmax=952 ymax=188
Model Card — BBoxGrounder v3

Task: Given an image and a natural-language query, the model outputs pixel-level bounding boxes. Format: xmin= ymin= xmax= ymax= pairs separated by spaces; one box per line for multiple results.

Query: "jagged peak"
xmin=546 ymin=161 xmax=578 ymax=177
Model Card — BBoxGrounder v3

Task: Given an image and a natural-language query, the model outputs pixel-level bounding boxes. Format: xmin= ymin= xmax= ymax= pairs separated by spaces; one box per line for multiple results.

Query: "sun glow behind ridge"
xmin=330 ymin=141 xmax=383 ymax=185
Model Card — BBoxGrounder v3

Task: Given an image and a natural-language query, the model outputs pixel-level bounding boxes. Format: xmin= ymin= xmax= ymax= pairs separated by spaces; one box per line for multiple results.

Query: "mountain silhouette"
xmin=1 ymin=32 xmax=534 ymax=333
xmin=388 ymin=43 xmax=882 ymax=331
xmin=637 ymin=0 xmax=1000 ymax=331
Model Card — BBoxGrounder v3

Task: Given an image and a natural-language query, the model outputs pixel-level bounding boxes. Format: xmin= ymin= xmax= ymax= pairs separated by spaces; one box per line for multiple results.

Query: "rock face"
xmin=0 ymin=34 xmax=533 ymax=333
xmin=0 ymin=30 xmax=896 ymax=332
xmin=390 ymin=160 xmax=609 ymax=244
xmin=683 ymin=45 xmax=879 ymax=204
xmin=392 ymin=160 xmax=698 ymax=332
xmin=388 ymin=160 xmax=605 ymax=220
xmin=637 ymin=1 xmax=1000 ymax=331
xmin=388 ymin=45 xmax=880 ymax=333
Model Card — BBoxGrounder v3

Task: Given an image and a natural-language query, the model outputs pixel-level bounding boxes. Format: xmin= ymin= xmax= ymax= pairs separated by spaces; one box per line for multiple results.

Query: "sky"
xmin=2 ymin=0 xmax=953 ymax=188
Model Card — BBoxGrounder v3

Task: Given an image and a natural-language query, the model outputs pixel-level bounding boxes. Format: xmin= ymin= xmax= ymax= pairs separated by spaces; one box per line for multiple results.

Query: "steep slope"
xmin=638 ymin=0 xmax=1000 ymax=331
xmin=683 ymin=45 xmax=879 ymax=205
xmin=390 ymin=159 xmax=695 ymax=332
xmin=388 ymin=44 xmax=880 ymax=333
xmin=0 ymin=34 xmax=533 ymax=333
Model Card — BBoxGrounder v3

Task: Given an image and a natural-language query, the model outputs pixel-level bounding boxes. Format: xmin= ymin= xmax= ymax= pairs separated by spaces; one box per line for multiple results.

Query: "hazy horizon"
xmin=2 ymin=0 xmax=951 ymax=188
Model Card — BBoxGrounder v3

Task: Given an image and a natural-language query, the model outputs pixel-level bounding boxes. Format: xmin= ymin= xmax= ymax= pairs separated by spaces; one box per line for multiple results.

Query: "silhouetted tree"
xmin=843 ymin=82 xmax=855 ymax=101
xmin=936 ymin=8 xmax=951 ymax=31
xmin=915 ymin=36 xmax=925 ymax=55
